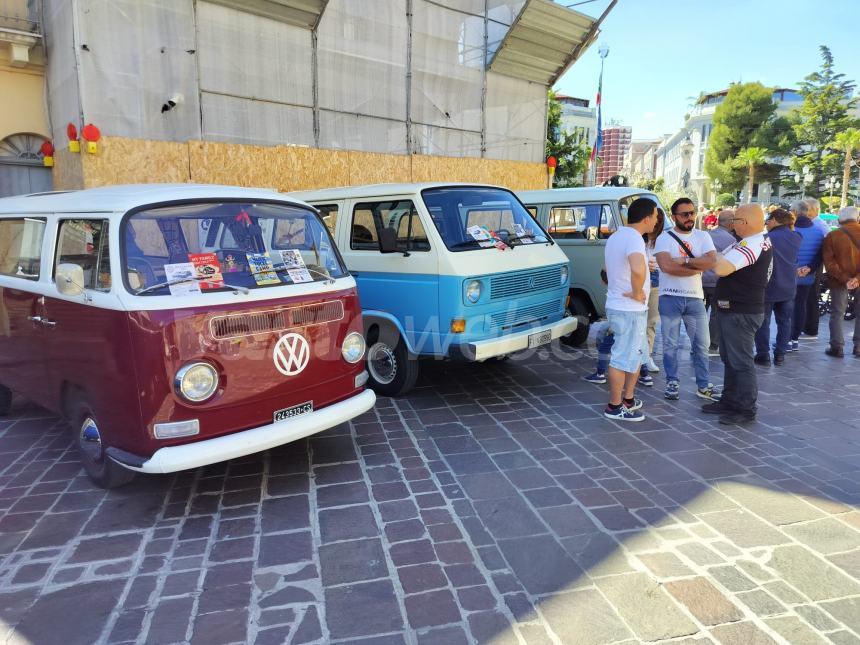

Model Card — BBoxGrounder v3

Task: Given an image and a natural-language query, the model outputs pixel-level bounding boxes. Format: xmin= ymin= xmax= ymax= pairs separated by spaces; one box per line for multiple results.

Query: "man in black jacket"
xmin=703 ymin=204 xmax=773 ymax=425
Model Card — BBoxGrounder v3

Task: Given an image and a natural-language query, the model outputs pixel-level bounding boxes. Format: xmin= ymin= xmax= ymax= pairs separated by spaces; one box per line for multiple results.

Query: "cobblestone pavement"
xmin=1 ymin=328 xmax=859 ymax=645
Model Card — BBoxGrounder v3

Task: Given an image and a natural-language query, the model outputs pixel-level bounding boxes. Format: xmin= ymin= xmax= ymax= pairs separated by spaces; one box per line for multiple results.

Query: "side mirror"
xmin=56 ymin=263 xmax=85 ymax=297
xmin=586 ymin=226 xmax=599 ymax=242
xmin=379 ymin=227 xmax=398 ymax=254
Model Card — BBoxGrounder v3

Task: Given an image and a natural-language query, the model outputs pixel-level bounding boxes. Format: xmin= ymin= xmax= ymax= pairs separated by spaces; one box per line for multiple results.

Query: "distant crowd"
xmin=592 ymin=197 xmax=860 ymax=425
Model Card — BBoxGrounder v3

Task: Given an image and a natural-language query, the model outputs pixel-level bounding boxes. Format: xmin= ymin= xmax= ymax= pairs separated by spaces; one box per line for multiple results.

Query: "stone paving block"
xmin=68 ymin=533 xmax=143 ymax=563
xmin=145 ymin=596 xmax=195 ymax=644
xmin=735 ymin=589 xmax=785 ymax=617
xmin=404 ymin=589 xmax=461 ymax=629
xmin=539 ymin=504 xmax=601 ymax=537
xmin=764 ymin=616 xmax=829 ymax=645
xmin=665 ymin=577 xmax=745 ymax=626
xmin=637 ymin=552 xmax=694 ymax=578
xmin=717 ymin=480 xmax=825 ymax=525
xmin=258 ymin=531 xmax=312 ymax=568
xmin=819 ymin=597 xmax=860 ymax=634
xmin=561 ymin=531 xmax=633 ymax=577
xmin=766 ymin=545 xmax=860 ymax=601
xmin=191 ymin=608 xmax=248 ymax=645
xmin=416 ymin=625 xmax=469 ymax=645
xmin=709 ymin=621 xmax=779 ymax=645
xmin=319 ymin=504 xmax=379 ymax=543
xmin=397 ymin=563 xmax=448 ymax=594
xmin=261 ymin=494 xmax=310 ymax=532
xmin=324 ymin=580 xmax=403 ymax=640
xmin=671 ymin=448 xmax=748 ymax=480
xmin=320 ymin=538 xmax=388 ymax=586
xmin=498 ymin=534 xmax=585 ymax=595
xmin=596 ymin=572 xmax=698 ymax=641
xmin=473 ymin=496 xmax=545 ymax=540
xmin=700 ymin=509 xmax=790 ymax=548
xmin=291 ymin=605 xmax=322 ymax=643
xmin=467 ymin=610 xmax=518 ymax=645
xmin=538 ymin=589 xmax=633 ymax=645
xmin=198 ymin=583 xmax=252 ymax=614
xmin=783 ymin=517 xmax=860 ymax=555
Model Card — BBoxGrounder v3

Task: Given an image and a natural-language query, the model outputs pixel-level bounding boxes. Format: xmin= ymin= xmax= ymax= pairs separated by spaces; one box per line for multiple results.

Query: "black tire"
xmin=0 ymin=385 xmax=11 ymax=416
xmin=366 ymin=336 xmax=419 ymax=397
xmin=562 ymin=295 xmax=591 ymax=347
xmin=69 ymin=398 xmax=136 ymax=489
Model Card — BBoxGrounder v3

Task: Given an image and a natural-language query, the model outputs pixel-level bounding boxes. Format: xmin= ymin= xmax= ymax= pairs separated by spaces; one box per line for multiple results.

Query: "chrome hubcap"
xmin=368 ymin=343 xmax=397 ymax=385
xmin=79 ymin=417 xmax=103 ymax=464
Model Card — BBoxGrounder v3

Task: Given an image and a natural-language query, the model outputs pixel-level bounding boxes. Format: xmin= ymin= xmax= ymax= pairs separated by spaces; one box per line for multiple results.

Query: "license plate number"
xmin=274 ymin=401 xmax=313 ymax=422
xmin=528 ymin=330 xmax=552 ymax=349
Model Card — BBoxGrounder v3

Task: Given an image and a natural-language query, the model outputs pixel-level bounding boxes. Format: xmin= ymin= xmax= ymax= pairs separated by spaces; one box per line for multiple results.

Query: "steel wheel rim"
xmin=368 ymin=343 xmax=397 ymax=385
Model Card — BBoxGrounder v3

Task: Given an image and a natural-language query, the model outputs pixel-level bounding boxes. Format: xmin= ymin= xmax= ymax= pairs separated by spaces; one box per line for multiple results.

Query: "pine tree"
xmin=790 ymin=46 xmax=859 ymax=198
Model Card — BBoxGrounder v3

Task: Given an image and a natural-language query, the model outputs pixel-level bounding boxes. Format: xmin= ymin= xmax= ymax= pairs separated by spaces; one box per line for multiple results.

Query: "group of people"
xmin=596 ymin=195 xmax=860 ymax=425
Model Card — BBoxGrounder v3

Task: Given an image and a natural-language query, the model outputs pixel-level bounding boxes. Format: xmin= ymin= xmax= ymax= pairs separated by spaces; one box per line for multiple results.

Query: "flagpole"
xmin=589 ymin=44 xmax=609 ymax=187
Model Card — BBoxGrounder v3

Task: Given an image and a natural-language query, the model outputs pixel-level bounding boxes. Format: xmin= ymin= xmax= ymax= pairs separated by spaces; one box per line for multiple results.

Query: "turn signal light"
xmin=450 ymin=319 xmax=466 ymax=333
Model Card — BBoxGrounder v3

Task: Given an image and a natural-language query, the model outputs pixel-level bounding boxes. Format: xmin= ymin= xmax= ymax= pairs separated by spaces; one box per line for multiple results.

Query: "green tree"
xmin=734 ymin=147 xmax=769 ymax=203
xmin=703 ymin=82 xmax=794 ymax=192
xmin=832 ymin=128 xmax=860 ymax=207
xmin=546 ymin=90 xmax=590 ymax=187
xmin=716 ymin=193 xmax=736 ymax=208
xmin=789 ymin=46 xmax=859 ymax=198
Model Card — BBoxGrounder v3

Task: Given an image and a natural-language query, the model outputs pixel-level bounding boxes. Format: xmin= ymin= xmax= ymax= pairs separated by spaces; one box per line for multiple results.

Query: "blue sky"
xmin=555 ymin=0 xmax=860 ymax=139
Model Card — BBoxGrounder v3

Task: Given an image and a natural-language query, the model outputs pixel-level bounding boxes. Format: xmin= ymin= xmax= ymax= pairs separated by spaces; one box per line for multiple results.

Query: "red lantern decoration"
xmin=67 ymin=122 xmax=80 ymax=153
xmin=40 ymin=140 xmax=55 ymax=167
xmin=546 ymin=156 xmax=558 ymax=169
xmin=81 ymin=123 xmax=101 ymax=154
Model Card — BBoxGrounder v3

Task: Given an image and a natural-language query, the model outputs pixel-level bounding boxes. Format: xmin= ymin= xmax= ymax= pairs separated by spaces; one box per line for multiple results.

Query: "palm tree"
xmin=833 ymin=128 xmax=860 ymax=208
xmin=734 ymin=147 xmax=768 ymax=203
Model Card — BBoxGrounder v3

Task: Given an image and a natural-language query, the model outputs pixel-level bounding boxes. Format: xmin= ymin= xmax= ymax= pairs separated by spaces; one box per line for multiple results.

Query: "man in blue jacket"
xmin=754 ymin=209 xmax=801 ymax=365
xmin=789 ymin=201 xmax=826 ymax=351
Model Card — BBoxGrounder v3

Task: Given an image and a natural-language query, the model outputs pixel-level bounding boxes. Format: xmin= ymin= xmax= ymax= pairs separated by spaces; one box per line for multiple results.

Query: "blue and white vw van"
xmin=290 ymin=183 xmax=576 ymax=396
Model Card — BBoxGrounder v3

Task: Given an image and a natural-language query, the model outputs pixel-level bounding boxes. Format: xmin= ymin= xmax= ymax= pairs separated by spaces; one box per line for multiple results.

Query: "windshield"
xmin=619 ymin=193 xmax=664 ymax=224
xmin=123 ymin=201 xmax=347 ymax=296
xmin=421 ymin=187 xmax=549 ymax=251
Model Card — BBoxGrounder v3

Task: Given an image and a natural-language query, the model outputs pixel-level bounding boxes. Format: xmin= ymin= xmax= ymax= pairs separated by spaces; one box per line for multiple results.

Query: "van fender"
xmin=361 ymin=311 xmax=417 ymax=357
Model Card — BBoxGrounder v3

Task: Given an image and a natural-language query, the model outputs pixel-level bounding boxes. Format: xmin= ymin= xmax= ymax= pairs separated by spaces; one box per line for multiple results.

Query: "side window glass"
xmin=316 ymin=204 xmax=338 ymax=237
xmin=0 ymin=217 xmax=45 ymax=279
xmin=350 ymin=206 xmax=380 ymax=250
xmin=351 ymin=200 xmax=428 ymax=252
xmin=598 ymin=204 xmax=617 ymax=239
xmin=394 ymin=207 xmax=430 ymax=252
xmin=548 ymin=206 xmax=587 ymax=239
xmin=526 ymin=206 xmax=538 ymax=218
xmin=55 ymin=220 xmax=111 ymax=291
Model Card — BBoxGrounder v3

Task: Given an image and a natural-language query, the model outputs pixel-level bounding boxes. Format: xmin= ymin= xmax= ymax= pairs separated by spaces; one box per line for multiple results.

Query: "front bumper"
xmin=457 ymin=316 xmax=577 ymax=361
xmin=116 ymin=389 xmax=376 ymax=474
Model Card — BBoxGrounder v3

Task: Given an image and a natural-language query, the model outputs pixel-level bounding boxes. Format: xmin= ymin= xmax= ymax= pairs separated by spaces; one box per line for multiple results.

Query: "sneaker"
xmin=638 ymin=374 xmax=654 ymax=387
xmin=708 ymin=346 xmax=721 ymax=357
xmin=584 ymin=372 xmax=607 ymax=384
xmin=801 ymin=332 xmax=818 ymax=340
xmin=664 ymin=380 xmax=680 ymax=400
xmin=696 ymin=385 xmax=721 ymax=401
xmin=754 ymin=354 xmax=771 ymax=366
xmin=604 ymin=405 xmax=644 ymax=422
xmin=773 ymin=353 xmax=785 ymax=366
xmin=825 ymin=346 xmax=844 ymax=358
xmin=624 ymin=398 xmax=644 ymax=411
xmin=719 ymin=411 xmax=756 ymax=425
xmin=786 ymin=341 xmax=799 ymax=353
xmin=701 ymin=401 xmax=727 ymax=415
xmin=645 ymin=357 xmax=660 ymax=373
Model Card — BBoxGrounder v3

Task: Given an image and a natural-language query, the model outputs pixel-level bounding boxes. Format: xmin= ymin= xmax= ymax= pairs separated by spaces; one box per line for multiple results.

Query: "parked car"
xmin=0 ymin=184 xmax=375 ymax=487
xmin=517 ymin=187 xmax=665 ymax=346
xmin=290 ymin=183 xmax=577 ymax=396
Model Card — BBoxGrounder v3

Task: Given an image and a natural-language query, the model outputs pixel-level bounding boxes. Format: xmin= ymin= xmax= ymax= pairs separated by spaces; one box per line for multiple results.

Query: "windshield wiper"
xmin=448 ymin=239 xmax=492 ymax=250
xmin=134 ymin=276 xmax=249 ymax=296
xmin=269 ymin=263 xmax=336 ymax=285
xmin=506 ymin=234 xmax=540 ymax=246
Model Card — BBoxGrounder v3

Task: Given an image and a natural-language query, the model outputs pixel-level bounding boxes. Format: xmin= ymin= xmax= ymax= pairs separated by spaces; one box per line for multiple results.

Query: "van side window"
xmin=598 ymin=204 xmax=617 ymax=238
xmin=0 ymin=217 xmax=45 ymax=279
xmin=55 ymin=220 xmax=111 ymax=291
xmin=548 ymin=204 xmax=615 ymax=239
xmin=316 ymin=204 xmax=338 ymax=237
xmin=526 ymin=206 xmax=538 ymax=218
xmin=351 ymin=200 xmax=430 ymax=252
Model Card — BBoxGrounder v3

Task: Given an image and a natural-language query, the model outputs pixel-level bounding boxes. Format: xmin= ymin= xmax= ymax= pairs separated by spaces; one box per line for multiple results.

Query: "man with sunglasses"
xmin=654 ymin=198 xmax=718 ymax=402
xmin=704 ymin=203 xmax=774 ymax=425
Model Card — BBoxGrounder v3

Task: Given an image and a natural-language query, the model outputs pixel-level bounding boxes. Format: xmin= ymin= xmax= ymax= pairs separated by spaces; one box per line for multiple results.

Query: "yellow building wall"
xmin=0 ymin=67 xmax=49 ymax=140
xmin=52 ymin=136 xmax=547 ymax=192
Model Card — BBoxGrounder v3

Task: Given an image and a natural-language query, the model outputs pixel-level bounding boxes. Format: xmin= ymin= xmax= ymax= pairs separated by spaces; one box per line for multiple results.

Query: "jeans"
xmin=659 ymin=295 xmax=711 ymax=389
xmin=804 ymin=267 xmax=824 ymax=335
xmin=754 ymin=299 xmax=795 ymax=357
xmin=717 ymin=310 xmax=764 ymax=415
xmin=704 ymin=286 xmax=719 ymax=349
xmin=646 ymin=287 xmax=659 ymax=353
xmin=828 ymin=286 xmax=860 ymax=350
xmin=791 ymin=284 xmax=813 ymax=341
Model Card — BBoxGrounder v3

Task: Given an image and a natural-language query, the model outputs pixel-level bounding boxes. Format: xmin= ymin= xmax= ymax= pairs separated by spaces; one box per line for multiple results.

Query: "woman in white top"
xmin=643 ymin=208 xmax=665 ymax=375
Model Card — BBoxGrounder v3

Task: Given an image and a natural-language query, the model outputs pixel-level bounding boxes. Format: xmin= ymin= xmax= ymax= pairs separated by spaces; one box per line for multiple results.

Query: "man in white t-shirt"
xmin=602 ymin=197 xmax=659 ymax=422
xmin=654 ymin=197 xmax=717 ymax=402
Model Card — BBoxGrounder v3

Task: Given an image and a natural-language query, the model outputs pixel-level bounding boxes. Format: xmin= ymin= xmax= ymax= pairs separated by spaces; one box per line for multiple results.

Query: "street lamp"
xmin=794 ymin=164 xmax=813 ymax=200
xmin=826 ymin=176 xmax=840 ymax=206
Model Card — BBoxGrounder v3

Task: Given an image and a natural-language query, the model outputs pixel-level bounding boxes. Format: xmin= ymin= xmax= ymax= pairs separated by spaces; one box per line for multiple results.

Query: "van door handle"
xmin=40 ymin=319 xmax=56 ymax=328
xmin=27 ymin=315 xmax=42 ymax=323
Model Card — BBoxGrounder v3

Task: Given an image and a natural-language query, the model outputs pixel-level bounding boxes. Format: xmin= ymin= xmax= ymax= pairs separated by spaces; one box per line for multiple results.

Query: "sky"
xmin=555 ymin=0 xmax=860 ymax=140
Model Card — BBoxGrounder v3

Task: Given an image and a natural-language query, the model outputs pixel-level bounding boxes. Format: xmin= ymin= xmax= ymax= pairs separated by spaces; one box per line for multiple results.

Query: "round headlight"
xmin=560 ymin=265 xmax=569 ymax=285
xmin=342 ymin=331 xmax=366 ymax=364
xmin=175 ymin=362 xmax=219 ymax=402
xmin=466 ymin=280 xmax=482 ymax=303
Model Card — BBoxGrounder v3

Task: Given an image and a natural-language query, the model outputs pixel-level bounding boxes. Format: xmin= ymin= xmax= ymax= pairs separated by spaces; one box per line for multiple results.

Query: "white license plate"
xmin=528 ymin=330 xmax=552 ymax=349
xmin=274 ymin=401 xmax=313 ymax=422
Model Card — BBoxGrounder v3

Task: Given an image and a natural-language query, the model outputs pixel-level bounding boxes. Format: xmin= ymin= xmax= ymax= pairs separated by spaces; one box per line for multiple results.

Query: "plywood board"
xmin=81 ymin=136 xmax=191 ymax=187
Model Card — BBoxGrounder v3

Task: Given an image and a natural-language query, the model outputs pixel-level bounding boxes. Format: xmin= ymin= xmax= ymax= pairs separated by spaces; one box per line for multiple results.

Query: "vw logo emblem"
xmin=526 ymin=276 xmax=536 ymax=289
xmin=273 ymin=333 xmax=310 ymax=376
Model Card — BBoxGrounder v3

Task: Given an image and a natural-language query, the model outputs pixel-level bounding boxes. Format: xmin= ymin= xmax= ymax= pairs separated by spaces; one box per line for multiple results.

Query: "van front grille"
xmin=209 ymin=301 xmax=344 ymax=339
xmin=489 ymin=299 xmax=562 ymax=330
xmin=489 ymin=266 xmax=562 ymax=300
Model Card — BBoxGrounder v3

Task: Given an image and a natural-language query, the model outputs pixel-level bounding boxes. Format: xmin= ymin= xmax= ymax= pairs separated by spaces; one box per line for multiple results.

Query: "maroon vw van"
xmin=0 ymin=185 xmax=375 ymax=487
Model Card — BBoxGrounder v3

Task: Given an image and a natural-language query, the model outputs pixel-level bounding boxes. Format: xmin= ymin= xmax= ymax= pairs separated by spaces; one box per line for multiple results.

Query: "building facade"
xmin=595 ymin=125 xmax=631 ymax=184
xmin=622 ymin=138 xmax=661 ymax=183
xmin=556 ymin=94 xmax=596 ymax=150
xmin=0 ymin=0 xmax=51 ymax=197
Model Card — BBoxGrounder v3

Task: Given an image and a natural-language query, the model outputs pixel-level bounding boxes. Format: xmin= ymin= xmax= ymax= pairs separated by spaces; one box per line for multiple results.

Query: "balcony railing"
xmin=0 ymin=0 xmax=40 ymax=32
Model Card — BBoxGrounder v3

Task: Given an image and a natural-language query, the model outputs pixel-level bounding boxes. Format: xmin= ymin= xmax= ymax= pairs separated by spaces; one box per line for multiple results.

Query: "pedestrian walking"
xmin=789 ymin=201 xmax=826 ymax=352
xmin=702 ymin=204 xmax=773 ymax=425
xmin=801 ymin=198 xmax=829 ymax=338
xmin=643 ymin=207 xmax=665 ymax=375
xmin=702 ymin=209 xmax=737 ymax=356
xmin=654 ymin=198 xmax=718 ymax=401
xmin=602 ymin=197 xmax=658 ymax=422
xmin=754 ymin=208 xmax=800 ymax=366
xmin=822 ymin=206 xmax=860 ymax=358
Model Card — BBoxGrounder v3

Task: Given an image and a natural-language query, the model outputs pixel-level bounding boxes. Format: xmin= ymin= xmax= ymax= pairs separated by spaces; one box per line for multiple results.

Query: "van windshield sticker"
xmin=466 ymin=225 xmax=494 ymax=248
xmin=164 ymin=262 xmax=202 ymax=296
xmin=246 ymin=252 xmax=282 ymax=286
xmin=187 ymin=253 xmax=224 ymax=290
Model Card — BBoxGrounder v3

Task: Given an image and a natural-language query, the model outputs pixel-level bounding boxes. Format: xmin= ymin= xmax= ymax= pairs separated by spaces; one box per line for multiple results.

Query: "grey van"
xmin=517 ymin=187 xmax=664 ymax=346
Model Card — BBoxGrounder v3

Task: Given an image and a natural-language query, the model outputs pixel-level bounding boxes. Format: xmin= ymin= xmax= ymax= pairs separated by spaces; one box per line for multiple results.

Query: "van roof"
xmin=290 ymin=182 xmax=501 ymax=202
xmin=516 ymin=186 xmax=660 ymax=204
xmin=0 ymin=183 xmax=309 ymax=215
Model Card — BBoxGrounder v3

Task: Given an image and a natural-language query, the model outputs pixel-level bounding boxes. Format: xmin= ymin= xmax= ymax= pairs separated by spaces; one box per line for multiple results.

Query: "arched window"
xmin=0 ymin=133 xmax=47 ymax=165
xmin=0 ymin=133 xmax=52 ymax=197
